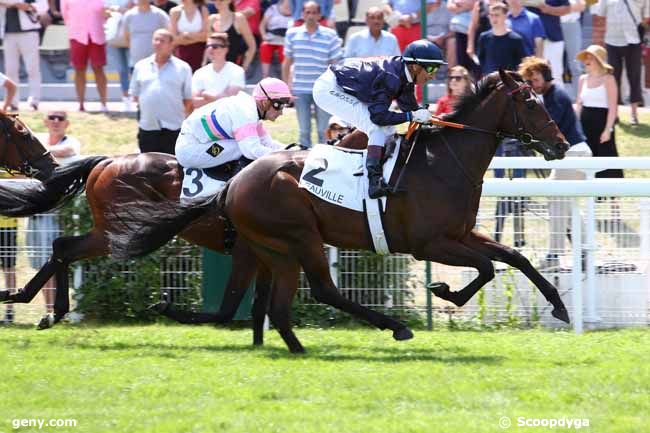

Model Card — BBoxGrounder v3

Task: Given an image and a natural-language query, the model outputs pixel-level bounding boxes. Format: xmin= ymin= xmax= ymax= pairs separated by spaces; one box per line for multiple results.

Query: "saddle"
xmin=201 ymin=156 xmax=254 ymax=182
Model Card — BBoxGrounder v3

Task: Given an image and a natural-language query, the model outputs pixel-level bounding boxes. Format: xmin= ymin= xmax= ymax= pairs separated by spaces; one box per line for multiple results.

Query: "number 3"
xmin=183 ymin=168 xmax=204 ymax=197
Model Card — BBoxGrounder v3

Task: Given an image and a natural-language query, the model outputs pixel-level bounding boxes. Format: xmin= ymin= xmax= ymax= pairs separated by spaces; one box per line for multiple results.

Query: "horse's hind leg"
xmin=462 ymin=230 xmax=570 ymax=323
xmin=257 ymin=252 xmax=304 ymax=353
xmin=252 ymin=264 xmax=272 ymax=347
xmin=422 ymin=239 xmax=496 ymax=307
xmin=0 ymin=260 xmax=57 ymax=304
xmin=152 ymin=239 xmax=260 ymax=325
xmin=38 ymin=231 xmax=109 ymax=329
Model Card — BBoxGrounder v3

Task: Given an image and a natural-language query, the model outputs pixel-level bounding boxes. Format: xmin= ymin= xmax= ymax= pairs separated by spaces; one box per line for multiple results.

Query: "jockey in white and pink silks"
xmin=175 ymin=77 xmax=293 ymax=169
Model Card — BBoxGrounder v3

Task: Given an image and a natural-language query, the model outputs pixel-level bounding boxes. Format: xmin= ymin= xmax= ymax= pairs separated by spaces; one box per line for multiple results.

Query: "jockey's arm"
xmin=237 ymin=135 xmax=279 ymax=159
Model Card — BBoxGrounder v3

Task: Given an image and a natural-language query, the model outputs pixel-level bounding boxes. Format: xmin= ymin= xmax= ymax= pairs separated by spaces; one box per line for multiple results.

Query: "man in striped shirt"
xmin=282 ymin=1 xmax=343 ymax=147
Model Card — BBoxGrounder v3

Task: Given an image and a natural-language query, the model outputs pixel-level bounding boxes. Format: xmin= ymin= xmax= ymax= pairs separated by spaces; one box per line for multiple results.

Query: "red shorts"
xmin=70 ymin=39 xmax=106 ymax=70
xmin=259 ymin=42 xmax=284 ymax=64
xmin=391 ymin=23 xmax=421 ymax=52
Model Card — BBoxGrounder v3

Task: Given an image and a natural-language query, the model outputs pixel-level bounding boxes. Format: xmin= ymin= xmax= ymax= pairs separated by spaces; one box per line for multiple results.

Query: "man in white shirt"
xmin=192 ymin=33 xmax=246 ymax=108
xmin=29 ymin=110 xmax=82 ymax=313
xmin=130 ymin=29 xmax=193 ymax=154
xmin=344 ymin=7 xmax=401 ymax=58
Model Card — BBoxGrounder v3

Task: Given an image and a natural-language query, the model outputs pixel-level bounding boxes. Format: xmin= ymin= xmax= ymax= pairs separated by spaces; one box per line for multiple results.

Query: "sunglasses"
xmin=207 ymin=44 xmax=228 ymax=49
xmin=448 ymin=76 xmax=465 ymax=81
xmin=48 ymin=115 xmax=66 ymax=121
xmin=423 ymin=64 xmax=440 ymax=74
xmin=259 ymin=85 xmax=290 ymax=110
xmin=330 ymin=125 xmax=349 ymax=132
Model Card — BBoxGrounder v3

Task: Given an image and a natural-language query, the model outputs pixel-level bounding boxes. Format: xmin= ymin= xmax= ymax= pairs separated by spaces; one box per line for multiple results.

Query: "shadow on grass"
xmin=28 ymin=338 xmax=504 ymax=364
xmin=618 ymin=122 xmax=650 ymax=137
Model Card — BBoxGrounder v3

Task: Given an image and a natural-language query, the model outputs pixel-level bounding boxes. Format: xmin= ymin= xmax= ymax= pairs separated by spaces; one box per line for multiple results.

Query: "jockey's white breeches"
xmin=313 ymin=68 xmax=395 ymax=147
xmin=175 ymin=131 xmax=242 ymax=169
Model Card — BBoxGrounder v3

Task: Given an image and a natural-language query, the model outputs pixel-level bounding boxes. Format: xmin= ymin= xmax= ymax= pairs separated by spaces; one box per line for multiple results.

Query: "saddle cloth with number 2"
xmin=298 ymin=143 xmax=400 ymax=212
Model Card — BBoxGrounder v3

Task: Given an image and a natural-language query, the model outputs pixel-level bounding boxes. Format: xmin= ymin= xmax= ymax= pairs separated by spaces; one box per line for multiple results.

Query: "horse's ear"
xmin=499 ymin=68 xmax=518 ymax=91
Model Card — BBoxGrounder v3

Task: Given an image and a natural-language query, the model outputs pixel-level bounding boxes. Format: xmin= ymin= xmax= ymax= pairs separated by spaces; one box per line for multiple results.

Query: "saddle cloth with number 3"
xmin=180 ymin=167 xmax=227 ymax=203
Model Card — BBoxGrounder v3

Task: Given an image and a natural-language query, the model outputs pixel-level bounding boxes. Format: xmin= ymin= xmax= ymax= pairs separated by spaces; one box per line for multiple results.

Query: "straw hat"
xmin=576 ymin=45 xmax=613 ymax=73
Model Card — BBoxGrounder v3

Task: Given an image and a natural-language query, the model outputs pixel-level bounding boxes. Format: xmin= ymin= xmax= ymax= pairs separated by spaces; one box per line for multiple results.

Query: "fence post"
xmin=426 ymin=261 xmax=432 ymax=330
xmin=639 ymin=199 xmax=650 ymax=259
xmin=571 ymin=198 xmax=583 ymax=334
xmin=328 ymin=246 xmax=338 ymax=286
xmin=583 ymin=170 xmax=600 ymax=324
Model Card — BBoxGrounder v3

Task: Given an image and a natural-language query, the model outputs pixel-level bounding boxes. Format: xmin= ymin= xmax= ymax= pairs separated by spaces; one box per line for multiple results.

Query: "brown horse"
xmin=109 ymin=70 xmax=571 ymax=353
xmin=0 ymin=111 xmax=58 ymax=180
xmin=0 ymin=118 xmax=364 ymax=333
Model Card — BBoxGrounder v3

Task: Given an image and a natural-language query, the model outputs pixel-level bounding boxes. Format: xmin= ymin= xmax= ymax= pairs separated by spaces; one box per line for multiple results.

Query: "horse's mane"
xmin=445 ymin=71 xmax=523 ymax=123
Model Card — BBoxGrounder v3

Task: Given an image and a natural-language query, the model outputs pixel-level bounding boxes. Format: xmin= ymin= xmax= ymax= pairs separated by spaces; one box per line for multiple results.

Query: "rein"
xmin=400 ymin=81 xmax=557 ymax=189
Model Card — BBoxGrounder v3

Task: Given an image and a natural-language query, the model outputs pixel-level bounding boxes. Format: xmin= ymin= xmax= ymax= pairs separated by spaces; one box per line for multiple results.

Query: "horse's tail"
xmin=108 ymin=180 xmax=230 ymax=260
xmin=0 ymin=155 xmax=109 ymax=217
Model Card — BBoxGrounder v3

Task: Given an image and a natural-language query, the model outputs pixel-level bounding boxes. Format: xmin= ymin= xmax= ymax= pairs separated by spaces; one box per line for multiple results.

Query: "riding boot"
xmin=366 ymin=145 xmax=390 ymax=199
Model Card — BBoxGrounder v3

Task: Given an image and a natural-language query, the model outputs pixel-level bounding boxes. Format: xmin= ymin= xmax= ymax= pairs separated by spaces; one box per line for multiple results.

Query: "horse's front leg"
xmin=462 ymin=229 xmax=570 ymax=324
xmin=420 ymin=238 xmax=496 ymax=307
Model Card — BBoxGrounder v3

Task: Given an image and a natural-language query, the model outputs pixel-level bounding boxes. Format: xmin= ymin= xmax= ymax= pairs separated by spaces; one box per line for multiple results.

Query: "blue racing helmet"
xmin=402 ymin=39 xmax=447 ymax=66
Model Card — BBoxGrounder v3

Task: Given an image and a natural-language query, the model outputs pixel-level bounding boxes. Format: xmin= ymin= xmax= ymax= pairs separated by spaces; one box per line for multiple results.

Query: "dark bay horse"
xmin=110 ymin=70 xmax=571 ymax=353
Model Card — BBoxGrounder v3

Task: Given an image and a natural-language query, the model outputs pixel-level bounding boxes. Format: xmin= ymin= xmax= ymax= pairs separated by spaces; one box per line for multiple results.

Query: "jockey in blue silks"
xmin=313 ymin=39 xmax=447 ymax=198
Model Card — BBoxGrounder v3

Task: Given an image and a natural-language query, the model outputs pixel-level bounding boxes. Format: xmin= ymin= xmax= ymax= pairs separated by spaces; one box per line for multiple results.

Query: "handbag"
xmin=621 ymin=0 xmax=646 ymax=42
xmin=450 ymin=11 xmax=471 ymax=34
xmin=105 ymin=11 xmax=127 ymax=48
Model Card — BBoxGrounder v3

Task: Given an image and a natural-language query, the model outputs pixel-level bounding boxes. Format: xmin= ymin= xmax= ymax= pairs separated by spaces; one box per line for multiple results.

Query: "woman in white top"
xmin=576 ymin=44 xmax=622 ymax=178
xmin=170 ymin=0 xmax=210 ymax=71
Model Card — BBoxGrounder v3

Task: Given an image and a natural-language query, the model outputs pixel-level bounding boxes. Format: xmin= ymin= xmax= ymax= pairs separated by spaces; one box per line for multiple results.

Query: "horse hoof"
xmin=552 ymin=306 xmax=571 ymax=324
xmin=148 ymin=301 xmax=170 ymax=314
xmin=0 ymin=290 xmax=11 ymax=303
xmin=427 ymin=282 xmax=450 ymax=297
xmin=393 ymin=327 xmax=414 ymax=341
xmin=36 ymin=314 xmax=54 ymax=330
xmin=289 ymin=345 xmax=306 ymax=354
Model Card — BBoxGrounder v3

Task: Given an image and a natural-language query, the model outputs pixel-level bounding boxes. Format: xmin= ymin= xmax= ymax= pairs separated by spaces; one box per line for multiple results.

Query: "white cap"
xmin=328 ymin=115 xmax=350 ymax=127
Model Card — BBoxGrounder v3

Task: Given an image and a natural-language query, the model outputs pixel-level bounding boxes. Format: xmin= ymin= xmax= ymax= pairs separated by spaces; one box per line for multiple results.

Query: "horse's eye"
xmin=525 ymin=98 xmax=537 ymax=110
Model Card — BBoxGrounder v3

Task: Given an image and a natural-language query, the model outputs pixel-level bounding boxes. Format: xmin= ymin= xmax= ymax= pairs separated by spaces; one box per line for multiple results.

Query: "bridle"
xmin=400 ymin=79 xmax=561 ymax=191
xmin=0 ymin=115 xmax=52 ymax=178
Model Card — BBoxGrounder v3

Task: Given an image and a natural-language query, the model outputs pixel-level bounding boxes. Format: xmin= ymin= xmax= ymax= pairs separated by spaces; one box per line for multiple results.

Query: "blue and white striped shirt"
xmin=284 ymin=25 xmax=343 ymax=94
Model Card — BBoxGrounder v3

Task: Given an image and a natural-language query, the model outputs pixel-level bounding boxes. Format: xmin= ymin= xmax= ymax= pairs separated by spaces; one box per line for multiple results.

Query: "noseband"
xmin=505 ymin=83 xmax=557 ymax=150
xmin=0 ymin=115 xmax=52 ymax=177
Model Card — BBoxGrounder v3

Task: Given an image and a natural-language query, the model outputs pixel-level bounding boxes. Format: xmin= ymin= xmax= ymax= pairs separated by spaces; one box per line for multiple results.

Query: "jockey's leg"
xmin=313 ymin=70 xmax=395 ymax=199
xmin=175 ymin=131 xmax=240 ymax=169
xmin=366 ymin=127 xmax=394 ymax=199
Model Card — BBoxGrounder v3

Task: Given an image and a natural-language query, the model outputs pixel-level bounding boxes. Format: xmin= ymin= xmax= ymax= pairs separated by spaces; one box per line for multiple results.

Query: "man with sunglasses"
xmin=313 ymin=38 xmax=446 ymax=199
xmin=192 ymin=32 xmax=245 ymax=108
xmin=175 ymin=77 xmax=292 ymax=172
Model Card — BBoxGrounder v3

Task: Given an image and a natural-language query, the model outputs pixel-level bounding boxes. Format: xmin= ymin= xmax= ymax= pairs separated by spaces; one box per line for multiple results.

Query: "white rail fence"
xmin=2 ymin=157 xmax=650 ymax=331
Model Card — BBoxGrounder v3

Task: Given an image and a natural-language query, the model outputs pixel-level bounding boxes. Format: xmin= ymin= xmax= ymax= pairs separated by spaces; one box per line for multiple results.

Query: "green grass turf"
xmin=0 ymin=325 xmax=649 ymax=433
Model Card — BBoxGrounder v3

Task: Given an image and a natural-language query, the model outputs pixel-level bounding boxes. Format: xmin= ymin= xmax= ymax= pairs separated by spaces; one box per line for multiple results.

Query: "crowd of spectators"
xmin=0 ymin=1 xmax=648 ymax=320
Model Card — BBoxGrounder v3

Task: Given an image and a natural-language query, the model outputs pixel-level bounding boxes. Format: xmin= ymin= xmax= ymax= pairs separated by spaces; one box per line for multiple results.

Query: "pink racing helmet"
xmin=253 ymin=78 xmax=294 ymax=101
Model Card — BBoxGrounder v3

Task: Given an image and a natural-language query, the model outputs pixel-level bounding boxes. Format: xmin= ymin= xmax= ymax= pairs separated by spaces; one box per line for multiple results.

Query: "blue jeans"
xmin=294 ymin=92 xmax=330 ymax=147
xmin=107 ymin=45 xmax=130 ymax=94
xmin=561 ymin=20 xmax=583 ymax=100
xmin=494 ymin=139 xmax=526 ymax=179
